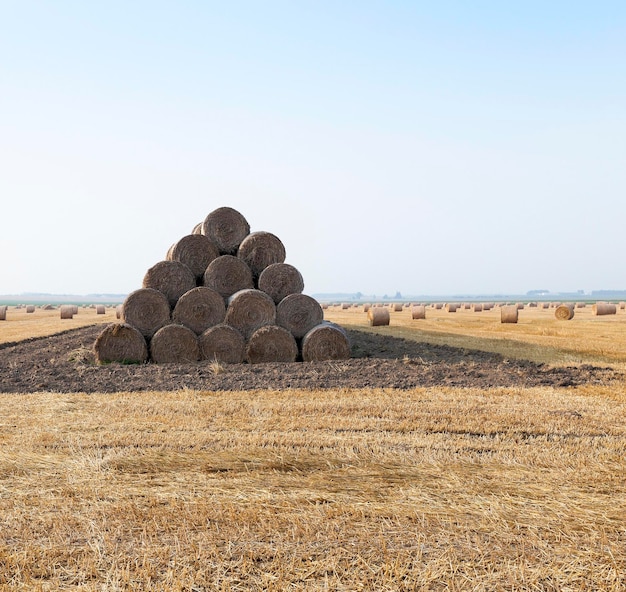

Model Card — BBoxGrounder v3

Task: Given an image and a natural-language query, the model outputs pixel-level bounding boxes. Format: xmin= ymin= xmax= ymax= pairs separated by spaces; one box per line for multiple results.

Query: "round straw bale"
xmin=246 ymin=325 xmax=298 ymax=364
xmin=199 ymin=324 xmax=245 ymax=363
xmin=445 ymin=303 xmax=459 ymax=313
xmin=203 ymin=255 xmax=254 ymax=300
xmin=301 ymin=321 xmax=351 ymax=362
xmin=368 ymin=307 xmax=390 ymax=326
xmin=555 ymin=304 xmax=575 ymax=320
xmin=122 ymin=288 xmax=171 ymax=338
xmin=341 ymin=302 xmax=350 ymax=309
xmin=225 ymin=289 xmax=276 ymax=339
xmin=257 ymin=262 xmax=304 ymax=304
xmin=472 ymin=304 xmax=483 ymax=312
xmin=26 ymin=305 xmax=35 ymax=313
xmin=167 ymin=234 xmax=220 ymax=280
xmin=191 ymin=222 xmax=203 ymax=235
xmin=392 ymin=303 xmax=403 ymax=312
xmin=202 ymin=207 xmax=250 ymax=254
xmin=149 ymin=324 xmax=199 ymax=364
xmin=60 ymin=305 xmax=74 ymax=319
xmin=172 ymin=286 xmax=226 ymax=335
xmin=237 ymin=231 xmax=286 ymax=278
xmin=94 ymin=323 xmax=148 ymax=364
xmin=434 ymin=303 xmax=443 ymax=310
xmin=576 ymin=302 xmax=586 ymax=308
xmin=143 ymin=260 xmax=196 ymax=308
xmin=275 ymin=293 xmax=324 ymax=339
xmin=0 ymin=305 xmax=7 ymax=321
xmin=363 ymin=303 xmax=371 ymax=312
xmin=592 ymin=302 xmax=617 ymax=316
xmin=501 ymin=305 xmax=519 ymax=324
xmin=116 ymin=304 xmax=123 ymax=319
xmin=411 ymin=305 xmax=426 ymax=320
xmin=96 ymin=305 xmax=106 ymax=315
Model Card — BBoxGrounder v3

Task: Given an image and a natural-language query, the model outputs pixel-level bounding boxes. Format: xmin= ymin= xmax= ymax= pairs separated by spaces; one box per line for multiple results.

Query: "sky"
xmin=1 ymin=1 xmax=625 ymax=297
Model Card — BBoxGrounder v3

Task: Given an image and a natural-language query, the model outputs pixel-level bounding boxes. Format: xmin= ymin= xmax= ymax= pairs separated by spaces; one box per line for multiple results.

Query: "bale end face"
xmin=94 ymin=323 xmax=149 ymax=364
xmin=301 ymin=322 xmax=350 ymax=362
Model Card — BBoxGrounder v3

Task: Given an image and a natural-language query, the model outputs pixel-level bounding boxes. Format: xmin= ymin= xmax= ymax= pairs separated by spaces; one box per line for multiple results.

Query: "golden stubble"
xmin=0 ymin=385 xmax=625 ymax=590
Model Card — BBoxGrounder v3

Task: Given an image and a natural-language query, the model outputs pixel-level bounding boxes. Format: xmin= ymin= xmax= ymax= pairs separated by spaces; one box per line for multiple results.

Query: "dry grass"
xmin=1 ymin=303 xmax=625 ymax=589
xmin=325 ymin=304 xmax=626 ymax=370
xmin=0 ymin=386 xmax=625 ymax=590
xmin=0 ymin=306 xmax=114 ymax=345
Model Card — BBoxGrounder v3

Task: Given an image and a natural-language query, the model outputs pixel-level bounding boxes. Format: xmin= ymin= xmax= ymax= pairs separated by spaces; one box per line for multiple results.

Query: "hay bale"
xmin=555 ymin=304 xmax=575 ymax=321
xmin=26 ymin=305 xmax=35 ymax=313
xmin=225 ymin=289 xmax=276 ymax=339
xmin=576 ymin=302 xmax=586 ymax=308
xmin=276 ymin=293 xmax=324 ymax=339
xmin=199 ymin=324 xmax=245 ymax=364
xmin=116 ymin=304 xmax=123 ymax=319
xmin=96 ymin=305 xmax=106 ymax=315
xmin=257 ymin=262 xmax=304 ymax=304
xmin=472 ymin=304 xmax=483 ymax=312
xmin=246 ymin=325 xmax=298 ymax=364
xmin=202 ymin=207 xmax=250 ymax=254
xmin=368 ymin=307 xmax=390 ymax=326
xmin=0 ymin=305 xmax=7 ymax=321
xmin=94 ymin=323 xmax=148 ymax=364
xmin=191 ymin=222 xmax=203 ymax=235
xmin=166 ymin=234 xmax=220 ymax=281
xmin=363 ymin=303 xmax=371 ymax=312
xmin=411 ymin=305 xmax=426 ymax=320
xmin=122 ymin=288 xmax=171 ymax=338
xmin=143 ymin=260 xmax=196 ymax=308
xmin=434 ymin=303 xmax=443 ymax=310
xmin=501 ymin=305 xmax=519 ymax=324
xmin=172 ymin=286 xmax=226 ymax=335
xmin=592 ymin=302 xmax=617 ymax=316
xmin=203 ymin=255 xmax=254 ymax=300
xmin=446 ymin=303 xmax=459 ymax=312
xmin=341 ymin=302 xmax=350 ymax=309
xmin=301 ymin=322 xmax=350 ymax=362
xmin=60 ymin=305 xmax=74 ymax=319
xmin=237 ymin=231 xmax=286 ymax=278
xmin=392 ymin=303 xmax=403 ymax=312
xmin=149 ymin=323 xmax=199 ymax=364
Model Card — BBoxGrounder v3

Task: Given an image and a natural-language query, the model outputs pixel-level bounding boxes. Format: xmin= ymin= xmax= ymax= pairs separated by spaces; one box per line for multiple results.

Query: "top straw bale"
xmin=202 ymin=207 xmax=250 ymax=254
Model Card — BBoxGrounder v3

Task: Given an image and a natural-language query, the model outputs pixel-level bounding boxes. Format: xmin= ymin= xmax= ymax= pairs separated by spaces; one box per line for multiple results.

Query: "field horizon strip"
xmin=0 ymin=305 xmax=625 ymax=589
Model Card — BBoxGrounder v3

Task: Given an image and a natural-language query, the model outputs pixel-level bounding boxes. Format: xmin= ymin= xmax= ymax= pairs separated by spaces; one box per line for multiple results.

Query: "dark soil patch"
xmin=0 ymin=325 xmax=618 ymax=394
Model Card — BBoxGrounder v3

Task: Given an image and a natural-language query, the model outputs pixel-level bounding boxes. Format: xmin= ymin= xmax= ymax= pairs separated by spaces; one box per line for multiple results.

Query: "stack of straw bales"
xmin=94 ymin=207 xmax=350 ymax=364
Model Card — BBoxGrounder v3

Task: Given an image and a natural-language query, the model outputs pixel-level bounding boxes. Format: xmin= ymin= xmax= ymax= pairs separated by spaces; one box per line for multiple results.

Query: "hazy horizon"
xmin=2 ymin=2 xmax=625 ymax=297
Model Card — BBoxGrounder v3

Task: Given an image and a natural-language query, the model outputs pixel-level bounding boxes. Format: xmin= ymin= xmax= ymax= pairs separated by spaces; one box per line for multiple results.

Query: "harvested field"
xmin=0 ymin=302 xmax=625 ymax=589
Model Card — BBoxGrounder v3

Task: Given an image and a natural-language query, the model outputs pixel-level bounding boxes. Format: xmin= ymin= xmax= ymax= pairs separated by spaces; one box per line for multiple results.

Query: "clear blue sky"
xmin=2 ymin=1 xmax=624 ymax=296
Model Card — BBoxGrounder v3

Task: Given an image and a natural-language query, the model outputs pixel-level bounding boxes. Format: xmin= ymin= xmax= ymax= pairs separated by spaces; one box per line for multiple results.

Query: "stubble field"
xmin=0 ymin=303 xmax=625 ymax=590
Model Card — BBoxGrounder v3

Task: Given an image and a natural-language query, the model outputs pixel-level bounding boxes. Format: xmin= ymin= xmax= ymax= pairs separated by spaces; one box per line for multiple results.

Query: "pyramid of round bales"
xmin=94 ymin=207 xmax=350 ymax=365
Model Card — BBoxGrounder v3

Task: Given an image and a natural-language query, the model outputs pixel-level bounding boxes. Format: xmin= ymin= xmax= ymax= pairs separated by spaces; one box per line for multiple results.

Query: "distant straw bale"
xmin=122 ymin=288 xmax=171 ymax=338
xmin=167 ymin=234 xmax=220 ymax=280
xmin=0 ymin=306 xmax=7 ymax=321
xmin=501 ymin=305 xmax=519 ymax=324
xmin=203 ymin=255 xmax=254 ymax=300
xmin=363 ymin=303 xmax=371 ymax=312
xmin=555 ymin=304 xmax=575 ymax=321
xmin=257 ymin=262 xmax=304 ymax=304
xmin=94 ymin=323 xmax=148 ymax=364
xmin=246 ymin=325 xmax=298 ymax=364
xmin=199 ymin=324 xmax=245 ymax=364
xmin=60 ymin=305 xmax=74 ymax=319
xmin=446 ymin=303 xmax=459 ymax=312
xmin=202 ymin=207 xmax=250 ymax=254
xmin=149 ymin=324 xmax=200 ymax=364
xmin=142 ymin=260 xmax=196 ymax=308
xmin=26 ymin=305 xmax=35 ymax=313
xmin=96 ymin=305 xmax=106 ymax=315
xmin=301 ymin=322 xmax=351 ymax=362
xmin=411 ymin=305 xmax=426 ymax=320
xmin=392 ymin=303 xmax=403 ymax=312
xmin=276 ymin=293 xmax=324 ymax=339
xmin=576 ymin=302 xmax=586 ymax=308
xmin=172 ymin=286 xmax=226 ymax=335
xmin=341 ymin=303 xmax=350 ymax=309
xmin=225 ymin=289 xmax=276 ymax=340
xmin=237 ymin=231 xmax=286 ymax=278
xmin=592 ymin=302 xmax=617 ymax=316
xmin=116 ymin=305 xmax=123 ymax=319
xmin=368 ymin=307 xmax=390 ymax=326
xmin=191 ymin=222 xmax=203 ymax=235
